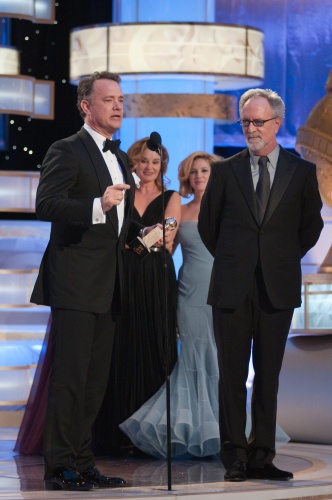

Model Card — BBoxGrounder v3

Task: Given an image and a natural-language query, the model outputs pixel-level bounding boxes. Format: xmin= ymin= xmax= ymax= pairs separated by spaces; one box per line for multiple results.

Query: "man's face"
xmin=240 ymin=96 xmax=282 ymax=155
xmin=81 ymin=79 xmax=124 ymax=137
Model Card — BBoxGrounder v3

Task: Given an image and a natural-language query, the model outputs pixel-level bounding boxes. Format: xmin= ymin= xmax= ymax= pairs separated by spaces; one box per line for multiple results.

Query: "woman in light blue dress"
xmin=120 ymin=152 xmax=222 ymax=458
xmin=120 ymin=152 xmax=289 ymax=458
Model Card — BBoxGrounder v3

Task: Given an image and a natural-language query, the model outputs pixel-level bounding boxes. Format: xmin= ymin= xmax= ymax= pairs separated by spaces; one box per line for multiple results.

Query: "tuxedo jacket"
xmin=31 ymin=127 xmax=140 ymax=314
xmin=198 ymin=147 xmax=324 ymax=310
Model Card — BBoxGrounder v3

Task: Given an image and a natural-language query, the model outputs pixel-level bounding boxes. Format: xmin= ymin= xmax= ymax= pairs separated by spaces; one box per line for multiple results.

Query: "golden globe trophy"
xmin=129 ymin=217 xmax=177 ymax=259
xmin=296 ymin=70 xmax=332 ymax=272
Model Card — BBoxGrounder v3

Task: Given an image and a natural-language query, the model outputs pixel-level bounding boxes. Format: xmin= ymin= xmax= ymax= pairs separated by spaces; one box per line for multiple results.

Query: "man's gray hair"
xmin=239 ymin=88 xmax=285 ymax=119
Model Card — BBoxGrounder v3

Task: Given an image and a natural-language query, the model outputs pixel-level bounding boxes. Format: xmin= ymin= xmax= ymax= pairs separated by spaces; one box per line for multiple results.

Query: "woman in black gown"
xmin=93 ymin=137 xmax=181 ymax=455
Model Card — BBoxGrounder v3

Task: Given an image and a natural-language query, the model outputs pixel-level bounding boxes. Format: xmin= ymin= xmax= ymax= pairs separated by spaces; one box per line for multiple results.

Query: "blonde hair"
xmin=127 ymin=137 xmax=170 ymax=190
xmin=178 ymin=151 xmax=222 ymax=198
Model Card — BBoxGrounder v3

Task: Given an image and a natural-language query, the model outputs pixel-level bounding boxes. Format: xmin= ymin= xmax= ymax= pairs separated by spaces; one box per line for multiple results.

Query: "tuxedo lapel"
xmin=231 ymin=149 xmax=259 ymax=223
xmin=115 ymin=149 xmax=129 ymax=183
xmin=115 ymin=149 xmax=136 ymax=234
xmin=263 ymin=147 xmax=297 ymax=225
xmin=77 ymin=128 xmax=119 ymax=234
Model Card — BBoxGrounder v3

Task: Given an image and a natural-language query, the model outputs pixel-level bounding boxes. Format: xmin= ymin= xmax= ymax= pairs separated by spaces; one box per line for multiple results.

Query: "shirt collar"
xmin=250 ymin=144 xmax=280 ymax=171
xmin=83 ymin=123 xmax=112 ymax=152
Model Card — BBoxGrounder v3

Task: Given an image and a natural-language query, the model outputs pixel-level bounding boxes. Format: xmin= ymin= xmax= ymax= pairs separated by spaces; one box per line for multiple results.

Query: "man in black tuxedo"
xmin=198 ymin=88 xmax=323 ymax=482
xmin=31 ymin=71 xmax=157 ymax=491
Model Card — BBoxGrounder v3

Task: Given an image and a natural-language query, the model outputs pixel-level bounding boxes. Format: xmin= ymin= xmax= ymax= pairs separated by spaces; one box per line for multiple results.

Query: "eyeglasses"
xmin=238 ymin=117 xmax=277 ymax=128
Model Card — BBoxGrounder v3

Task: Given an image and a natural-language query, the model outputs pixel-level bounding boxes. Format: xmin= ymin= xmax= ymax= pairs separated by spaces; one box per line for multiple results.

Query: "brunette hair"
xmin=77 ymin=71 xmax=121 ymax=119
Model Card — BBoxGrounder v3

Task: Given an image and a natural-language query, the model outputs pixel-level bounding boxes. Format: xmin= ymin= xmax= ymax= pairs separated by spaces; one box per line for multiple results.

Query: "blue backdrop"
xmin=214 ymin=0 xmax=332 ymax=149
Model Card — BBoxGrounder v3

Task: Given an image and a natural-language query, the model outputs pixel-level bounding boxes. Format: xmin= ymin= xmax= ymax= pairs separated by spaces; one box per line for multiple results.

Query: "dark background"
xmin=0 ymin=1 xmax=114 ymax=171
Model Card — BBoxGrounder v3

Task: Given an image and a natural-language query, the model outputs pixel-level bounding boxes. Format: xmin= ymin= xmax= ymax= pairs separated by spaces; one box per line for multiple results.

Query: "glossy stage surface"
xmin=1 ymin=428 xmax=332 ymax=500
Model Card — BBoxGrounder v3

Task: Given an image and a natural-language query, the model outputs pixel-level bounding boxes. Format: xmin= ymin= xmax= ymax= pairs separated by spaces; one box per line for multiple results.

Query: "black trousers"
xmin=212 ymin=267 xmax=293 ymax=468
xmin=43 ymin=307 xmax=116 ymax=478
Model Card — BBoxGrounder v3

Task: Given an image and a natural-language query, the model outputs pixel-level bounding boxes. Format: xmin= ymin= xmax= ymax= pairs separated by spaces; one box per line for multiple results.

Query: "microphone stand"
xmin=146 ymin=132 xmax=172 ymax=490
xmin=157 ymin=144 xmax=172 ymax=491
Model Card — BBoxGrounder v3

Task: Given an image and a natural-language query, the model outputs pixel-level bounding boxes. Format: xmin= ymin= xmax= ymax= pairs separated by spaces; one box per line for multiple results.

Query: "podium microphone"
xmin=146 ymin=131 xmax=162 ymax=153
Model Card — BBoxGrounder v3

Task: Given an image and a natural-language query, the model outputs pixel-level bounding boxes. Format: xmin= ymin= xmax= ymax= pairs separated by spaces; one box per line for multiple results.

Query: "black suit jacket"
xmin=31 ymin=127 xmax=140 ymax=313
xmin=198 ymin=147 xmax=324 ymax=310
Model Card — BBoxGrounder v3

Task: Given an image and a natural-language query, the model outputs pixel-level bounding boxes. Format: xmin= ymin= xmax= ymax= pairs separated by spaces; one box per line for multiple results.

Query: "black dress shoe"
xmin=246 ymin=463 xmax=293 ymax=480
xmin=81 ymin=466 xmax=126 ymax=488
xmin=224 ymin=460 xmax=246 ymax=482
xmin=44 ymin=466 xmax=94 ymax=490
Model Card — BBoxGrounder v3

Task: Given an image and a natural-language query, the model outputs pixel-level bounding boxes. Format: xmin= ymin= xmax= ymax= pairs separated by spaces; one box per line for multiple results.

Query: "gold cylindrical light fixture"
xmin=0 ymin=75 xmax=54 ymax=118
xmin=0 ymin=0 xmax=55 ymax=23
xmin=123 ymin=93 xmax=237 ymax=122
xmin=0 ymin=47 xmax=19 ymax=75
xmin=70 ymin=22 xmax=264 ymax=90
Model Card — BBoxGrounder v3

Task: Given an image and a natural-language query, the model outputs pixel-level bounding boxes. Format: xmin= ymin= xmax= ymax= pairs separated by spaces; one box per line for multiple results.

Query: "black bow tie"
xmin=103 ymin=138 xmax=121 ymax=153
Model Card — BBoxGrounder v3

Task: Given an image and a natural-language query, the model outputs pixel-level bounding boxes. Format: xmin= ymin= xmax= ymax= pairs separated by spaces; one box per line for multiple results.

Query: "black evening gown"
xmin=14 ymin=316 xmax=52 ymax=455
xmin=93 ymin=191 xmax=178 ymax=455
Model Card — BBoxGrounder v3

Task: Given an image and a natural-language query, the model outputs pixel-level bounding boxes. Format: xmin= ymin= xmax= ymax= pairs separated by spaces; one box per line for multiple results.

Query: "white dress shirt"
xmin=84 ymin=124 xmax=125 ymax=234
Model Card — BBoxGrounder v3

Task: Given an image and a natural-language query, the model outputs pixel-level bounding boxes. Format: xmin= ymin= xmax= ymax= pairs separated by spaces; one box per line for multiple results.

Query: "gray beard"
xmin=246 ymin=136 xmax=266 ymax=153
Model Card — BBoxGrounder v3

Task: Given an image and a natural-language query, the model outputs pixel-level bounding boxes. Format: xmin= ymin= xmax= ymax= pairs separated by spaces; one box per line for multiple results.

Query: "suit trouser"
xmin=212 ymin=267 xmax=293 ymax=468
xmin=43 ymin=307 xmax=116 ymax=478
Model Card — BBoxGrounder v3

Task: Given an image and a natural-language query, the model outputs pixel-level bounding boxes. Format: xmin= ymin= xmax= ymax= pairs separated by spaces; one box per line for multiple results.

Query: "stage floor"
xmin=1 ymin=428 xmax=332 ymax=500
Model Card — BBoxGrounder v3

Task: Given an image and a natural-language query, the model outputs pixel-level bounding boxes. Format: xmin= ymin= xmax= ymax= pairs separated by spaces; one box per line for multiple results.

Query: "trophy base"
xmin=128 ymin=237 xmax=150 ymax=260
